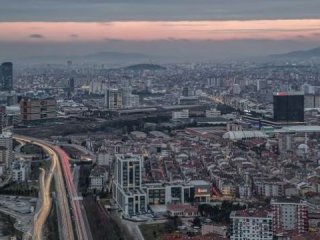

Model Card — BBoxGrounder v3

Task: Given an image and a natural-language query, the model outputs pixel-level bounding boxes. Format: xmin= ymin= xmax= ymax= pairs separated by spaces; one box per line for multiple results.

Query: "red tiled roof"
xmin=162 ymin=233 xmax=227 ymax=240
xmin=167 ymin=204 xmax=198 ymax=212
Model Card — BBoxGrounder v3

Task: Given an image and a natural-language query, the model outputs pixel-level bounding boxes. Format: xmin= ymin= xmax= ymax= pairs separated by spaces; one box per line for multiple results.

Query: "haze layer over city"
xmin=1 ymin=1 xmax=320 ymax=240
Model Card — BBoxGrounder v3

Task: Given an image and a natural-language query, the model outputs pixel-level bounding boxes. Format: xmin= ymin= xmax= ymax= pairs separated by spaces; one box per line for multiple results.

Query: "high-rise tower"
xmin=0 ymin=62 xmax=13 ymax=91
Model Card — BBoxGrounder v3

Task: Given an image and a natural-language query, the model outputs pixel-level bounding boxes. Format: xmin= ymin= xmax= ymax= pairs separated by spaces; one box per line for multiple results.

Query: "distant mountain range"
xmin=19 ymin=51 xmax=155 ymax=64
xmin=84 ymin=51 xmax=151 ymax=61
xmin=15 ymin=47 xmax=320 ymax=65
xmin=272 ymin=47 xmax=320 ymax=59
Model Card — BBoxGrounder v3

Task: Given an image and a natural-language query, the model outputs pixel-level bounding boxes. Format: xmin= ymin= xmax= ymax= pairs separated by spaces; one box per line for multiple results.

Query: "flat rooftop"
xmin=275 ymin=125 xmax=320 ymax=133
xmin=271 ymin=196 xmax=305 ymax=204
xmin=231 ymin=209 xmax=272 ymax=218
xmin=186 ymin=127 xmax=225 ymax=135
xmin=273 ymin=91 xmax=304 ymax=96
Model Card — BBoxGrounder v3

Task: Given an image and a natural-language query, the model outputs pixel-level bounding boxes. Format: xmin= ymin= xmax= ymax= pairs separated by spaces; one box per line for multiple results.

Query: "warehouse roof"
xmin=223 ymin=131 xmax=267 ymax=140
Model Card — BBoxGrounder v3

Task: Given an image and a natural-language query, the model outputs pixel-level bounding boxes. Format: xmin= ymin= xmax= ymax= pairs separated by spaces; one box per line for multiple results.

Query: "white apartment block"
xmin=271 ymin=197 xmax=308 ymax=234
xmin=230 ymin=209 xmax=273 ymax=240
xmin=105 ymin=88 xmax=123 ymax=109
xmin=112 ymin=154 xmax=147 ymax=216
xmin=205 ymin=109 xmax=221 ymax=118
xmin=172 ymin=109 xmax=189 ymax=119
xmin=11 ymin=160 xmax=30 ymax=182
xmin=89 ymin=166 xmax=108 ymax=192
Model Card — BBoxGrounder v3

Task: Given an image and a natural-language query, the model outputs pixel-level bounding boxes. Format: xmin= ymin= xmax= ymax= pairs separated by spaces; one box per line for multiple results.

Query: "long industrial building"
xmin=20 ymin=98 xmax=57 ymax=121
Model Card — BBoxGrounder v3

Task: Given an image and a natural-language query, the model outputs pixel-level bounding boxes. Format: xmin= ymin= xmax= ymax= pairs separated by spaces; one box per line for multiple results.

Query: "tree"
xmin=173 ymin=216 xmax=182 ymax=228
xmin=192 ymin=216 xmax=201 ymax=227
xmin=165 ymin=216 xmax=182 ymax=233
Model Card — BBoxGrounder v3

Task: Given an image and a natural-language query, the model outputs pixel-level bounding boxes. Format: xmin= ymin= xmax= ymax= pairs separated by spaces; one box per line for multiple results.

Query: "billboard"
xmin=194 ymin=185 xmax=211 ymax=196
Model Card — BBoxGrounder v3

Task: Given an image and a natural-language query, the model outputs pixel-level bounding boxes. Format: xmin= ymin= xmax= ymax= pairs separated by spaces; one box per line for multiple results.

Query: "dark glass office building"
xmin=273 ymin=92 xmax=304 ymax=122
xmin=0 ymin=62 xmax=13 ymax=91
xmin=69 ymin=78 xmax=75 ymax=92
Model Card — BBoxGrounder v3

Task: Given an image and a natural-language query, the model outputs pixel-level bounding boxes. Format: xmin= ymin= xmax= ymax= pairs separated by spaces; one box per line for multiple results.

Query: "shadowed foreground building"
xmin=273 ymin=92 xmax=304 ymax=122
xmin=0 ymin=131 xmax=13 ymax=174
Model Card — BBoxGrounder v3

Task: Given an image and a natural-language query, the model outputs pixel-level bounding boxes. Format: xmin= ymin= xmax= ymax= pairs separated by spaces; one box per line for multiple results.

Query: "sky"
xmin=1 ymin=0 xmax=320 ymax=61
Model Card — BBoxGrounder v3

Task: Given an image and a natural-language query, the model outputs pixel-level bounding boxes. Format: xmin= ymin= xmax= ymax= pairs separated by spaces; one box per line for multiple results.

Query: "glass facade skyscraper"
xmin=273 ymin=92 xmax=304 ymax=122
xmin=0 ymin=62 xmax=13 ymax=91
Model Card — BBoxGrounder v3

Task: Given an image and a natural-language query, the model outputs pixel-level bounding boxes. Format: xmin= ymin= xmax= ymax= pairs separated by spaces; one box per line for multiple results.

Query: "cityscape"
xmin=2 ymin=1 xmax=320 ymax=240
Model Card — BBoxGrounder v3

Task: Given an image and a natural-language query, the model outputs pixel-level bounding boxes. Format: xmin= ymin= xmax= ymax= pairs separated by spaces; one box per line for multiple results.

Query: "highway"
xmin=54 ymin=146 xmax=89 ymax=240
xmin=73 ymin=166 xmax=93 ymax=240
xmin=60 ymin=143 xmax=95 ymax=157
xmin=14 ymin=136 xmax=76 ymax=240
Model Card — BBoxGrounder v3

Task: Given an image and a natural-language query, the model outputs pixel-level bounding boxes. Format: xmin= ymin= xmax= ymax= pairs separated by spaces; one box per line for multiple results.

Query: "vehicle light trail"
xmin=13 ymin=136 xmax=75 ymax=240
xmin=54 ymin=146 xmax=88 ymax=240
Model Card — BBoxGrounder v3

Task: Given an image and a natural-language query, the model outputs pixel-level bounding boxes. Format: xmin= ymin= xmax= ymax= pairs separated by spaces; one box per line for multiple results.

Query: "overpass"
xmin=59 ymin=143 xmax=95 ymax=159
xmin=13 ymin=135 xmax=90 ymax=240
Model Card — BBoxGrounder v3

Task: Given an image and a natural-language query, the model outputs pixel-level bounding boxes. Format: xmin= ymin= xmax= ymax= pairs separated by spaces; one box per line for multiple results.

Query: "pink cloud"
xmin=1 ymin=20 xmax=320 ymax=42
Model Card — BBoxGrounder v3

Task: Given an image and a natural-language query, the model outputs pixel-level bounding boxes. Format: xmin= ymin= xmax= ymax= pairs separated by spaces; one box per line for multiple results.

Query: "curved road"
xmin=14 ymin=136 xmax=75 ymax=240
xmin=33 ymin=168 xmax=50 ymax=240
